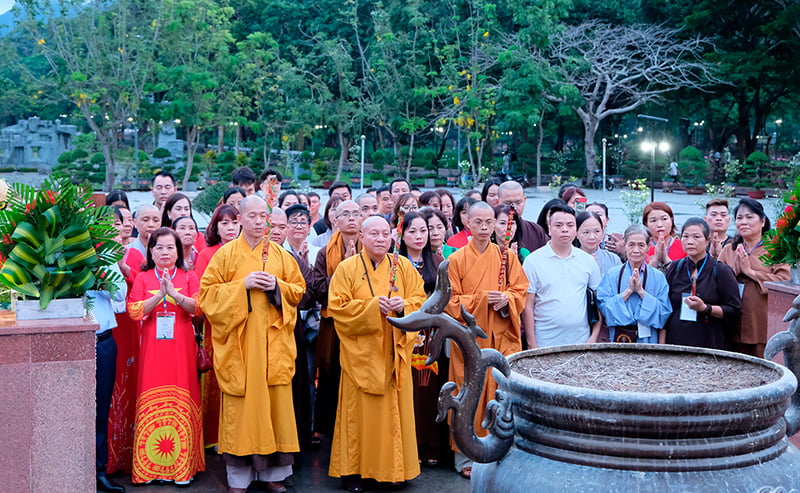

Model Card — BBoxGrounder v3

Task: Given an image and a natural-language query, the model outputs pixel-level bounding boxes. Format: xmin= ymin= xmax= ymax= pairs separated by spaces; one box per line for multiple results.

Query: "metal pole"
xmin=650 ymin=145 xmax=656 ymax=203
xmin=602 ymin=138 xmax=607 ymax=202
xmin=360 ymin=135 xmax=366 ymax=190
xmin=133 ymin=124 xmax=138 ymax=169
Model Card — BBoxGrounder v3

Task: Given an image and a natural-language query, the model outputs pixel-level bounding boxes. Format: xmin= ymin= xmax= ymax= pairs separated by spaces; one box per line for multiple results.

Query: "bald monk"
xmin=497 ymin=181 xmax=548 ymax=254
xmin=445 ymin=201 xmax=529 ymax=478
xmin=310 ymin=200 xmax=364 ymax=438
xmin=199 ymin=196 xmax=306 ymax=493
xmin=328 ymin=216 xmax=426 ymax=492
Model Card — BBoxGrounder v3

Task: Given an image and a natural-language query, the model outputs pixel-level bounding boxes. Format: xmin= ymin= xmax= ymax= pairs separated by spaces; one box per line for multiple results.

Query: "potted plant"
xmin=742 ymin=151 xmax=770 ymax=199
xmin=678 ymin=146 xmax=708 ymax=194
xmin=764 ymin=176 xmax=800 ymax=280
xmin=0 ymin=177 xmax=125 ymax=317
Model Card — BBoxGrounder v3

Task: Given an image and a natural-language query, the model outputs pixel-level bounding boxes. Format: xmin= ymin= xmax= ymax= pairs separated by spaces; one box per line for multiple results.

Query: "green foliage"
xmin=742 ymin=151 xmax=771 ymax=188
xmin=620 ymin=179 xmax=651 ymax=225
xmin=192 ymin=182 xmax=229 ymax=215
xmin=678 ymin=145 xmax=709 ymax=186
xmin=152 ymin=147 xmax=172 ymax=159
xmin=0 ymin=176 xmax=125 ymax=308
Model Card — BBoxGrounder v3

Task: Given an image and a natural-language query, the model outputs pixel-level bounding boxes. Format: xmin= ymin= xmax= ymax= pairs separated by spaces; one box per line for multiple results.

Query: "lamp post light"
xmin=360 ymin=135 xmax=366 ymax=190
xmin=602 ymin=137 xmax=608 ymax=202
xmin=641 ymin=140 xmax=670 ymax=202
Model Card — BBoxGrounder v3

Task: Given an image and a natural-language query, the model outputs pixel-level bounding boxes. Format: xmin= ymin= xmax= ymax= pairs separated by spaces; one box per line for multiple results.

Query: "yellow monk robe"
xmin=328 ymin=251 xmax=427 ymax=482
xmin=198 ymin=235 xmax=306 ymax=457
xmin=446 ymin=241 xmax=528 ymax=442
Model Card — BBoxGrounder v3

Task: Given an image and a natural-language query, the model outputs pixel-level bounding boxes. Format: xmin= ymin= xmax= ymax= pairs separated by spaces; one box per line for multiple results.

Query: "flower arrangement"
xmin=0 ymin=177 xmax=125 ymax=309
xmin=763 ymin=177 xmax=800 ymax=266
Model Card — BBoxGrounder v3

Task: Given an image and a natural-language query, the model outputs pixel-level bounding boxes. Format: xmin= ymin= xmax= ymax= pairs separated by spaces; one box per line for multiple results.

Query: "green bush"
xmin=90 ymin=153 xmax=105 ymax=165
xmin=217 ymin=151 xmax=236 ymax=163
xmin=371 ymin=149 xmax=395 ymax=170
xmin=192 ymin=182 xmax=228 ymax=214
xmin=319 ymin=147 xmax=338 ymax=161
xmin=153 ymin=147 xmax=172 ymax=159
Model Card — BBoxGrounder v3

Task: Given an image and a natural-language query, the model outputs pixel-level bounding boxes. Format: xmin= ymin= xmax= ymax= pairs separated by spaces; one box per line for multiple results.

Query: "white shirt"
xmin=523 ymin=242 xmax=601 ymax=348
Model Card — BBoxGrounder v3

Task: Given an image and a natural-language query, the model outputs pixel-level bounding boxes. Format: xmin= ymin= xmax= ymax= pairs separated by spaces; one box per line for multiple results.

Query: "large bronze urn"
xmin=389 ymin=261 xmax=800 ymax=491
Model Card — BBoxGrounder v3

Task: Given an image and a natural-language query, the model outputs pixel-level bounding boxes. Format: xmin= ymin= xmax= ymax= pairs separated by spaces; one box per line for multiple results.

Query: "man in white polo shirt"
xmin=522 ymin=204 xmax=602 ymax=348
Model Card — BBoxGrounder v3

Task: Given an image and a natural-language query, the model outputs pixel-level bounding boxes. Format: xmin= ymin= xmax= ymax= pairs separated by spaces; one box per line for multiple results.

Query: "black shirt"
xmin=664 ymin=254 xmax=741 ymax=350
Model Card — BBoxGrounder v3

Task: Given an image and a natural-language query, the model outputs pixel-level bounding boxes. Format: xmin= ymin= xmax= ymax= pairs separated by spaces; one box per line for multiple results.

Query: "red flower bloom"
xmin=1 ymin=234 xmax=12 ymax=244
xmin=45 ymin=190 xmax=56 ymax=204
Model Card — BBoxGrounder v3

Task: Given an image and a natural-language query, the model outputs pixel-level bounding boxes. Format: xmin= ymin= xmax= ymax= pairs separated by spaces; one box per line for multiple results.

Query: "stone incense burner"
xmin=389 ymin=261 xmax=800 ymax=491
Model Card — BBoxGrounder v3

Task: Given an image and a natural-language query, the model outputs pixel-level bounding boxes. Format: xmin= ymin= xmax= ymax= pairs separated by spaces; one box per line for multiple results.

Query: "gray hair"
xmin=623 ymin=224 xmax=651 ymax=244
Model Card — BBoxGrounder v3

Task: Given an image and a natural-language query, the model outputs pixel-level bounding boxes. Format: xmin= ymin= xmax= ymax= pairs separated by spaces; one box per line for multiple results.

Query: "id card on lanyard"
xmin=680 ymin=255 xmax=707 ymax=322
xmin=155 ymin=267 xmax=177 ymax=340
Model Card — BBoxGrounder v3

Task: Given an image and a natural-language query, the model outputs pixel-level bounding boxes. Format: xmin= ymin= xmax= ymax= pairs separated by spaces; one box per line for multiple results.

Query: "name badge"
xmin=156 ymin=312 xmax=175 ymax=339
xmin=680 ymin=293 xmax=697 ymax=322
xmin=637 ymin=322 xmax=651 ymax=340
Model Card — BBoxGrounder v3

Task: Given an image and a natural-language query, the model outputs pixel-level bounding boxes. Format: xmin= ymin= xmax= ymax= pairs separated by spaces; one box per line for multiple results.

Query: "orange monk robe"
xmin=198 ymin=235 xmax=306 ymax=457
xmin=328 ymin=251 xmax=427 ymax=483
xmin=446 ymin=241 xmax=528 ymax=442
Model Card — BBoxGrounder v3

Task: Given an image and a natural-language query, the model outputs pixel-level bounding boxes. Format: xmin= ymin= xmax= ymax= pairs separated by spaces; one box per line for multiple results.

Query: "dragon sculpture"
xmin=765 ymin=294 xmax=800 ymax=436
xmin=388 ymin=259 xmax=515 ymax=463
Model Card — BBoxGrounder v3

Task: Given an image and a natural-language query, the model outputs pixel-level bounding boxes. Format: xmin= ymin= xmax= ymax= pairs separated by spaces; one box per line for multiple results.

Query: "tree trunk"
xmin=79 ymin=106 xmax=116 ymax=192
xmin=263 ymin=129 xmax=269 ymax=168
xmin=433 ymin=122 xmax=451 ymax=166
xmin=583 ymin=116 xmax=599 ymax=182
xmin=182 ymin=125 xmax=199 ymax=190
xmin=536 ymin=111 xmax=544 ymax=187
xmin=405 ymin=132 xmax=415 ymax=182
xmin=218 ymin=125 xmax=224 ymax=153
xmin=337 ymin=125 xmax=348 ymax=181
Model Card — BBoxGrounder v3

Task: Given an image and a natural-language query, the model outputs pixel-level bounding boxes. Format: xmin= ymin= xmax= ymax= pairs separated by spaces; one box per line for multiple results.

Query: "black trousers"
xmin=96 ymin=332 xmax=117 ymax=475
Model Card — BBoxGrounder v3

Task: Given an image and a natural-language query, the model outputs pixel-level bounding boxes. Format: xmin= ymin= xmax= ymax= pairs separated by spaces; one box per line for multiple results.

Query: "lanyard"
xmin=687 ymin=254 xmax=708 ymax=296
xmin=743 ymin=240 xmax=762 ymax=255
xmin=154 ymin=266 xmax=177 ymax=311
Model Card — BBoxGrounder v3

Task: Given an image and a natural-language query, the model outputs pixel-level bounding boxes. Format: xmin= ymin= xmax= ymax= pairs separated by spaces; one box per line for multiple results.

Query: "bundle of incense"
xmin=262 ymin=176 xmax=277 ymax=269
xmin=388 ymin=211 xmax=404 ymax=296
xmin=498 ymin=206 xmax=515 ymax=288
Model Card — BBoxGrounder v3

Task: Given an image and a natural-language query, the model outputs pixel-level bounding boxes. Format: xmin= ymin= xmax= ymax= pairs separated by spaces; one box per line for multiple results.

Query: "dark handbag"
xmin=613 ymin=324 xmax=639 ymax=343
xmin=586 ymin=287 xmax=600 ymax=327
xmin=196 ymin=332 xmax=213 ymax=373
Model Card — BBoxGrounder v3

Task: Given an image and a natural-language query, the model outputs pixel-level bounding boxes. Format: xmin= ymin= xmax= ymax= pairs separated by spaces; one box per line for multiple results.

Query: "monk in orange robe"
xmin=328 ymin=216 xmax=426 ymax=492
xmin=445 ymin=201 xmax=528 ymax=477
xmin=199 ymin=196 xmax=306 ymax=493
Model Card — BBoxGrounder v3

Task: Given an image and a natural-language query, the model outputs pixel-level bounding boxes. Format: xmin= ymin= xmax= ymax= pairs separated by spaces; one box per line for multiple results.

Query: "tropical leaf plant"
xmin=0 ymin=176 xmax=125 ymax=309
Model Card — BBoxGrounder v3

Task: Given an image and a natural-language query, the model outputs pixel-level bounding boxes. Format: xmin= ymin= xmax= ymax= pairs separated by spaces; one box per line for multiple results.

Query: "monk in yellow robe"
xmin=446 ymin=201 xmax=528 ymax=478
xmin=328 ymin=216 xmax=427 ymax=492
xmin=199 ymin=196 xmax=306 ymax=493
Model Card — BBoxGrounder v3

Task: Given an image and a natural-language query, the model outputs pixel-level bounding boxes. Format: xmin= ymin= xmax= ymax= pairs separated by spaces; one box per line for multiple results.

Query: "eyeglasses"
xmin=470 ymin=219 xmax=496 ymax=228
xmin=401 ymin=205 xmax=419 ymax=212
xmin=337 ymin=211 xmax=362 ymax=219
xmin=289 ymin=220 xmax=309 ymax=228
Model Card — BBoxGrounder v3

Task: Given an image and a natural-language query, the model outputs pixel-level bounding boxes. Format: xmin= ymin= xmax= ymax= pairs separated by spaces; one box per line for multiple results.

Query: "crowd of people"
xmin=91 ymin=168 xmax=789 ymax=493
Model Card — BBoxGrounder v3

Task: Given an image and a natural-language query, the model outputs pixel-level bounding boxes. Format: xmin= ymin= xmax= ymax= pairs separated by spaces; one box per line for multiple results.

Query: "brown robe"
xmin=445 ymin=241 xmax=528 ymax=446
xmin=718 ymin=243 xmax=789 ymax=357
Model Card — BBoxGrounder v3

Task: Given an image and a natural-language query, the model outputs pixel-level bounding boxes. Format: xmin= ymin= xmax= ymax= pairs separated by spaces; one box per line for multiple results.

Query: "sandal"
xmin=459 ymin=466 xmax=472 ymax=479
xmin=423 ymin=458 xmax=439 ymax=468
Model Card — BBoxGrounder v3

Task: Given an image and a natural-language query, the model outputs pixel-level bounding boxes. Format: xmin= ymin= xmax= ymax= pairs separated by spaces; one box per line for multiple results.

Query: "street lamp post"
xmin=637 ymin=114 xmax=669 ymax=202
xmin=360 ymin=135 xmax=366 ymax=190
xmin=602 ymin=137 xmax=607 ymax=202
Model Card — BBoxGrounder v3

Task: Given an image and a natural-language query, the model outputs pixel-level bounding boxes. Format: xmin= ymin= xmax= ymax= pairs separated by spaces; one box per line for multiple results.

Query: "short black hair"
xmin=390 ymin=178 xmax=410 ymax=191
xmin=231 ymin=166 xmax=256 ymax=186
xmin=547 ymin=203 xmax=576 ymax=221
xmin=106 ymin=190 xmax=129 ymax=209
xmin=329 ymin=181 xmax=352 ymax=196
xmin=411 ymin=186 xmax=421 ymax=192
xmin=285 ymin=204 xmax=311 ymax=223
xmin=308 ymin=191 xmax=320 ymax=200
xmin=366 ymin=187 xmax=377 ymax=193
xmin=223 ymin=186 xmax=247 ymax=203
xmin=152 ymin=170 xmax=175 ymax=185
xmin=376 ymin=185 xmax=390 ymax=195
xmin=260 ymin=168 xmax=282 ymax=182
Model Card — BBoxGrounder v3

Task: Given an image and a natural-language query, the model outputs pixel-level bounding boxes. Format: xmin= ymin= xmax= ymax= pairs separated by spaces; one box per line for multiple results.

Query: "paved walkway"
xmin=102 ymin=438 xmax=468 ymax=492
